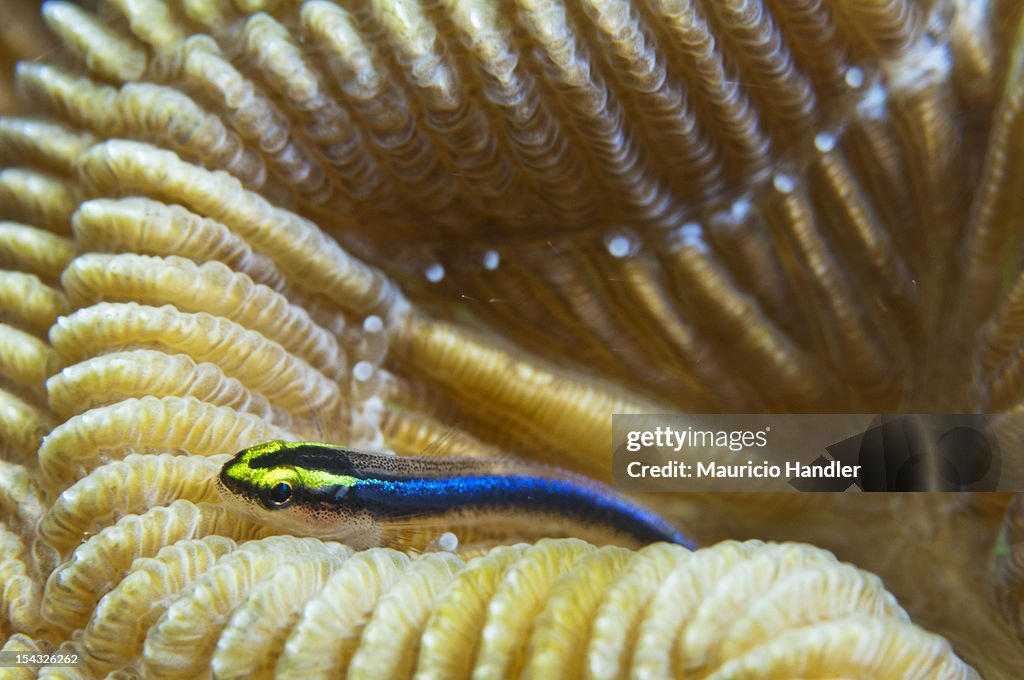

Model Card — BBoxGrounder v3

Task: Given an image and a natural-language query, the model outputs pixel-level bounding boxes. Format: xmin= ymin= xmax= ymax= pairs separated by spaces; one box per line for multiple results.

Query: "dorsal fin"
xmin=417 ymin=429 xmax=457 ymax=458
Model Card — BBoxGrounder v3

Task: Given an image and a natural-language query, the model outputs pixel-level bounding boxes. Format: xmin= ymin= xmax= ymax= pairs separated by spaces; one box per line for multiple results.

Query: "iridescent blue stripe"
xmin=345 ymin=473 xmax=693 ymax=548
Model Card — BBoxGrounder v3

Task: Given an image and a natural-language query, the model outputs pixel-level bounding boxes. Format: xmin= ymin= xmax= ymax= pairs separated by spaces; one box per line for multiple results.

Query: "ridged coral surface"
xmin=1 ymin=533 xmax=984 ymax=679
xmin=1 ymin=0 xmax=1023 ymax=676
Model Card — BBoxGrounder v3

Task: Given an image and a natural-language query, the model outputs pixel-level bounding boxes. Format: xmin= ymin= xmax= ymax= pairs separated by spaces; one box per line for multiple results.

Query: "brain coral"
xmin=0 ymin=0 xmax=1023 ymax=677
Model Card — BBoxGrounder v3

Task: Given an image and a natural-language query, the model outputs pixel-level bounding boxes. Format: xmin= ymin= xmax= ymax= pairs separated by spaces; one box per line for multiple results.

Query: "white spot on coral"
xmin=438 ymin=532 xmax=458 ymax=552
xmin=814 ymin=132 xmax=837 ymax=152
xmin=678 ymin=223 xmax=709 ymax=253
xmin=353 ymin=360 xmax=374 ymax=382
xmin=773 ymin=174 xmax=796 ymax=194
xmin=731 ymin=198 xmax=751 ymax=221
xmin=845 ymin=67 xmax=864 ymax=89
xmin=425 ymin=262 xmax=445 ymax=283
xmin=605 ymin=231 xmax=637 ymax=258
xmin=857 ymin=82 xmax=888 ymax=119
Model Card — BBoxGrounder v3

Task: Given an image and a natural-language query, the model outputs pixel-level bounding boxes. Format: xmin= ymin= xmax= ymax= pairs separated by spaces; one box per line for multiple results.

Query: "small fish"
xmin=217 ymin=440 xmax=694 ymax=551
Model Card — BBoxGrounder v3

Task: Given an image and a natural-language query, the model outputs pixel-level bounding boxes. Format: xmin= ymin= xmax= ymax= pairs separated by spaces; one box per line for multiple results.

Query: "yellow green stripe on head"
xmin=220 ymin=440 xmax=362 ymax=497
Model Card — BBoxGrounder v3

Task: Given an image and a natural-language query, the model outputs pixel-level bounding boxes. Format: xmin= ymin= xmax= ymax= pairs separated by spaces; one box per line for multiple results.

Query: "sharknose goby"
xmin=217 ymin=440 xmax=694 ymax=551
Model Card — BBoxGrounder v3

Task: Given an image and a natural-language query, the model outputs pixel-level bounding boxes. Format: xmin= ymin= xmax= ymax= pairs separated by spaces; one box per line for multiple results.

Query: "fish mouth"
xmin=215 ymin=470 xmax=269 ymax=525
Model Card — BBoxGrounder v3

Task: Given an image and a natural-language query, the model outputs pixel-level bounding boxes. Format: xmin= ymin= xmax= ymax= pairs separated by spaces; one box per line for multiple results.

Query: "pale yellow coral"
xmin=1 ymin=633 xmax=51 ymax=680
xmin=36 ymin=395 xmax=294 ymax=486
xmin=140 ymin=534 xmax=351 ymax=678
xmin=46 ymin=350 xmax=290 ymax=425
xmin=0 ymin=524 xmax=43 ymax=638
xmin=22 ymin=537 xmax=986 ymax=678
xmin=40 ymin=500 xmax=279 ymax=636
xmin=0 ymin=322 xmax=59 ymax=397
xmin=0 ymin=270 xmax=69 ymax=337
xmin=0 ymin=390 xmax=54 ymax=462
xmin=277 ymin=548 xmax=413 ymax=678
xmin=37 ymin=453 xmax=227 ymax=557
xmin=81 ymin=535 xmax=236 ymax=676
xmin=0 ymin=168 xmax=78 ymax=235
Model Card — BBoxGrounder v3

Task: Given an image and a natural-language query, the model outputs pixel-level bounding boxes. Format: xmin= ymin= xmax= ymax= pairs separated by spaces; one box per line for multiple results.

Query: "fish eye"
xmin=264 ymin=481 xmax=294 ymax=508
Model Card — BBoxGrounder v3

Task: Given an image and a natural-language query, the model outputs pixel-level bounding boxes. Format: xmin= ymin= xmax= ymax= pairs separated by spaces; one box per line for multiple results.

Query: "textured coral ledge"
xmin=0 ymin=0 xmax=1023 ymax=676
xmin=0 ymin=528 xmax=981 ymax=679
